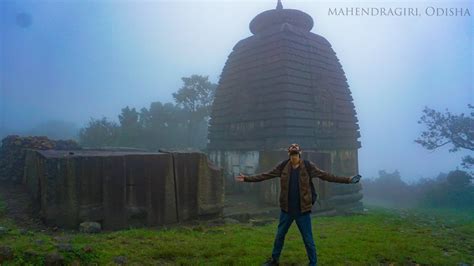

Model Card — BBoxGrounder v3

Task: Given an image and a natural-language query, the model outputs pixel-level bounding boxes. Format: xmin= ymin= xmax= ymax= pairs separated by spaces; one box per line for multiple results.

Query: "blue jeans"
xmin=271 ymin=210 xmax=317 ymax=266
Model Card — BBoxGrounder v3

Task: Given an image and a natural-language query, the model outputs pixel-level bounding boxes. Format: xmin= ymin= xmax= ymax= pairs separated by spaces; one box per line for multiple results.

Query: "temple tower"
xmin=208 ymin=1 xmax=363 ymax=214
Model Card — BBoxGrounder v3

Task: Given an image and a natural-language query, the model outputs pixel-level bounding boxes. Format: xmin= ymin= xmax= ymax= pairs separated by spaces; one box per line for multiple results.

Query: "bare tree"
xmin=415 ymin=104 xmax=473 ymax=171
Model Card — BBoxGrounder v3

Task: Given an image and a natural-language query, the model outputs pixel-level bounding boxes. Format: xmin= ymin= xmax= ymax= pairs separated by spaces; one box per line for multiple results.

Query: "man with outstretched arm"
xmin=234 ymin=143 xmax=361 ymax=266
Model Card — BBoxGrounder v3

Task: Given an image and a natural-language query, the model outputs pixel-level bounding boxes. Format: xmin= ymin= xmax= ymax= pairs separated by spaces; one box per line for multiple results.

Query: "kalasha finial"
xmin=276 ymin=0 xmax=283 ymax=10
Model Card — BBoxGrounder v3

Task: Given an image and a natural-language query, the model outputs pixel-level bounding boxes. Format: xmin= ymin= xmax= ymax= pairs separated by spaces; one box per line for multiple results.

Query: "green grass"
xmin=0 ymin=201 xmax=473 ymax=265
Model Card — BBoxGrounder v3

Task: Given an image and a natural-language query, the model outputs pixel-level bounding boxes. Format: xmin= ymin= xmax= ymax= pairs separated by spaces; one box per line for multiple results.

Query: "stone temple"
xmin=208 ymin=1 xmax=363 ymax=215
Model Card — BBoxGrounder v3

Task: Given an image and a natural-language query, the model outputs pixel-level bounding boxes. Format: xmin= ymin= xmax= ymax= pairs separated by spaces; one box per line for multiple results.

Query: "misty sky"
xmin=0 ymin=0 xmax=472 ymax=182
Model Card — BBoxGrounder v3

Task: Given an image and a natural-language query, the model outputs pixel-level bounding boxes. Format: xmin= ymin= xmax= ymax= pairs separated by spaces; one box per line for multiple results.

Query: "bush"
xmin=446 ymin=170 xmax=473 ymax=186
xmin=362 ymin=170 xmax=418 ymax=207
xmin=421 ymin=170 xmax=474 ymax=210
xmin=362 ymin=169 xmax=473 ymax=210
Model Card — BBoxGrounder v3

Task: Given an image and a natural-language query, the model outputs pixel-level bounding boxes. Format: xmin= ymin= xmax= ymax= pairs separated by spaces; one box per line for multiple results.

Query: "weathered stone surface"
xmin=210 ymin=144 xmax=363 ymax=216
xmin=143 ymin=154 xmax=177 ymax=226
xmin=0 ymin=135 xmax=80 ymax=183
xmin=102 ymin=155 xmax=128 ymax=230
xmin=249 ymin=218 xmax=274 ymax=226
xmin=79 ymin=221 xmax=101 ymax=233
xmin=208 ymin=5 xmax=362 ymax=151
xmin=169 ymin=152 xmax=224 ymax=222
xmin=329 ymin=192 xmax=364 ymax=205
xmin=224 ymin=218 xmax=240 ymax=224
xmin=23 ymin=149 xmax=223 ymax=230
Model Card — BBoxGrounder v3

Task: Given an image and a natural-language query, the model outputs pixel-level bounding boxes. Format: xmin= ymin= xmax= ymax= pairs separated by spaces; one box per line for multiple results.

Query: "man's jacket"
xmin=244 ymin=159 xmax=351 ymax=213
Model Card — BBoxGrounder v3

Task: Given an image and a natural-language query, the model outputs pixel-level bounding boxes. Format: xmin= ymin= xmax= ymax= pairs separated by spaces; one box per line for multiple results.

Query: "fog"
xmin=1 ymin=0 xmax=472 ymax=182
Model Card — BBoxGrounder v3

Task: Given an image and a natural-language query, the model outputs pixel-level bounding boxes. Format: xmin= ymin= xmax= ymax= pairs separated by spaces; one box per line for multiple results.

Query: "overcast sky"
xmin=1 ymin=0 xmax=472 ymax=182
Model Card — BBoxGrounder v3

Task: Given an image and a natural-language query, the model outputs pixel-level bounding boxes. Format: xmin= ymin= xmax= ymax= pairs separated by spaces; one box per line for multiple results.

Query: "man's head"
xmin=287 ymin=143 xmax=302 ymax=159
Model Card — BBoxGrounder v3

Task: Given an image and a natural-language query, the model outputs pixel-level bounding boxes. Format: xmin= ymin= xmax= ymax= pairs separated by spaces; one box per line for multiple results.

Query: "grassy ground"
xmin=0 ymin=199 xmax=473 ymax=265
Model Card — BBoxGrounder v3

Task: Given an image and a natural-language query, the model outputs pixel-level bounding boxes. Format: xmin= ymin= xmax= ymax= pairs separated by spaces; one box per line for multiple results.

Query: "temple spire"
xmin=276 ymin=0 xmax=283 ymax=10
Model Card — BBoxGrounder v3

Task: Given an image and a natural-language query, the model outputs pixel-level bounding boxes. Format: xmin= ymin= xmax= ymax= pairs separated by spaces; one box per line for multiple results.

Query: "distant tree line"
xmin=364 ymin=104 xmax=474 ymax=210
xmin=362 ymin=169 xmax=473 ymax=211
xmin=78 ymin=74 xmax=216 ymax=151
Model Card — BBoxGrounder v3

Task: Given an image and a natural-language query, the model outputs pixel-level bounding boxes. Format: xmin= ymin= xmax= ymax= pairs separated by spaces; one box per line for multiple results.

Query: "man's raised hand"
xmin=234 ymin=172 xmax=246 ymax=182
xmin=350 ymin=174 xmax=362 ymax=183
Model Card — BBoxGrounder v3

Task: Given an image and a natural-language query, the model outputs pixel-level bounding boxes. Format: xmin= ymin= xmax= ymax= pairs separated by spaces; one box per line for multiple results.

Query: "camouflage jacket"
xmin=244 ymin=159 xmax=351 ymax=213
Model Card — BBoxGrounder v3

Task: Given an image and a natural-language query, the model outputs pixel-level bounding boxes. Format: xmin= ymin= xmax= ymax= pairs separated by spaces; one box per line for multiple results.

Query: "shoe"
xmin=262 ymin=257 xmax=279 ymax=266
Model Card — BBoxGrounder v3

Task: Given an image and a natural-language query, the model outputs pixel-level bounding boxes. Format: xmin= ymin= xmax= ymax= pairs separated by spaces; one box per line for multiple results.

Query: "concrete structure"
xmin=208 ymin=1 xmax=363 ymax=214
